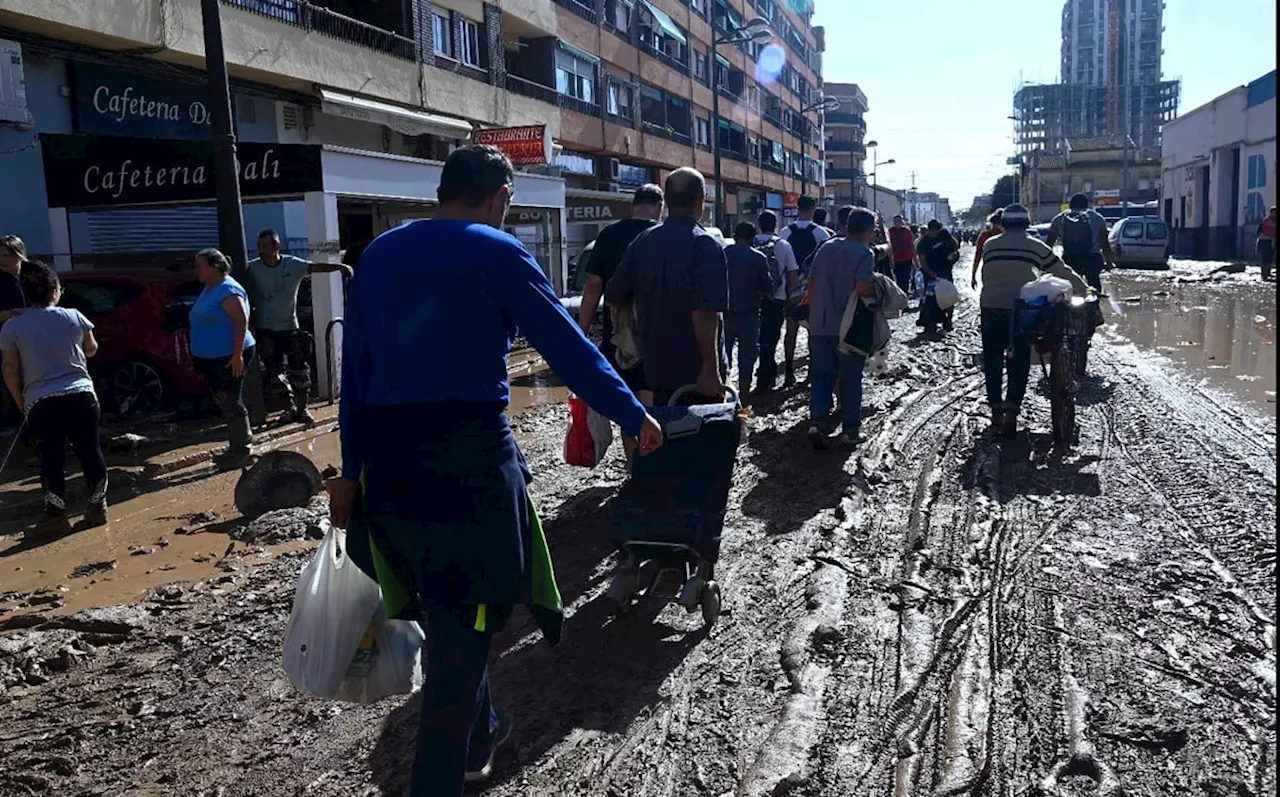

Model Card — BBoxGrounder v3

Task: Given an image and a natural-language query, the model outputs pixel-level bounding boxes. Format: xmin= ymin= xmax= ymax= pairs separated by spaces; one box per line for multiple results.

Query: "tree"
xmin=957 ymin=205 xmax=989 ymax=228
xmin=990 ymin=175 xmax=1019 ymax=211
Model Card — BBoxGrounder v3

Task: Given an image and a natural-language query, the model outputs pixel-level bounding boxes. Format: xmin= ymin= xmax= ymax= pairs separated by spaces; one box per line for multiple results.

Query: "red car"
xmin=57 ymin=269 xmax=208 ymax=415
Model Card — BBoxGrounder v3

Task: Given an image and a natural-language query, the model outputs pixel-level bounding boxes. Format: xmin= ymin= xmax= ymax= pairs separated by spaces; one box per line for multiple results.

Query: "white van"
xmin=1109 ymin=216 xmax=1171 ymax=269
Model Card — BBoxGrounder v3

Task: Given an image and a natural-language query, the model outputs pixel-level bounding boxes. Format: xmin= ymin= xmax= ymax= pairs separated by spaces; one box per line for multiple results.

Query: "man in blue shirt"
xmin=245 ymin=229 xmax=352 ymax=427
xmin=327 ymin=145 xmax=662 ymax=796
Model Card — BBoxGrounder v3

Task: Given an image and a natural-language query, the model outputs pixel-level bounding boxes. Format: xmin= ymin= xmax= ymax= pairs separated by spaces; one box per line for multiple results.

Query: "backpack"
xmin=758 ymin=236 xmax=784 ymax=294
xmin=1060 ymin=211 xmax=1095 ymax=257
xmin=786 ymin=223 xmax=820 ymax=271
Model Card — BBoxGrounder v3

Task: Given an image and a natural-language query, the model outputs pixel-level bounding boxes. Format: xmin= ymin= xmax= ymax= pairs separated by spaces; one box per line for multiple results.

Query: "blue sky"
xmin=812 ymin=0 xmax=1278 ymax=210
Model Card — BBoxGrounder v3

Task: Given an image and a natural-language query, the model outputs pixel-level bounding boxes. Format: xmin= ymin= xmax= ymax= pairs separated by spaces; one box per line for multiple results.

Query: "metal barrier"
xmin=325 ymin=317 xmax=343 ymax=406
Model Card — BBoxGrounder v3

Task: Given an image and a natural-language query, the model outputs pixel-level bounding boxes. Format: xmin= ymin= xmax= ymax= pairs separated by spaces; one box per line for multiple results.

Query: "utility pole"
xmin=200 ymin=0 xmax=248 ymax=280
xmin=908 ymin=170 xmax=917 ymax=223
xmin=200 ymin=0 xmax=263 ymax=422
xmin=1121 ymin=82 xmax=1131 ymax=218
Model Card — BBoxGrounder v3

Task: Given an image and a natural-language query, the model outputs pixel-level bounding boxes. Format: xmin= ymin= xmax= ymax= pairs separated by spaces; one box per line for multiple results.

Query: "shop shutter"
xmin=86 ymin=205 xmax=220 ymax=254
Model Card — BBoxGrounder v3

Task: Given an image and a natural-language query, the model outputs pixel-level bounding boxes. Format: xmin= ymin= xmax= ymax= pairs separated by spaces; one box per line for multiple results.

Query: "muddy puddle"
xmin=1102 ymin=270 xmax=1276 ymax=412
xmin=0 ymin=346 xmax=569 ymax=618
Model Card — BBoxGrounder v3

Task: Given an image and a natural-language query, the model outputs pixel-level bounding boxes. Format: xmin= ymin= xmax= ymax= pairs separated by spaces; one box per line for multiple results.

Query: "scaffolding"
xmin=1013 ymin=79 xmax=1178 ymax=156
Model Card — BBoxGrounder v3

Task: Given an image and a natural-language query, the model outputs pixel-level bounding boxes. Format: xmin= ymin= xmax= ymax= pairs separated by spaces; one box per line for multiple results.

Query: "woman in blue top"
xmin=0 ymin=260 xmax=109 ymax=530
xmin=190 ymin=248 xmax=257 ymax=467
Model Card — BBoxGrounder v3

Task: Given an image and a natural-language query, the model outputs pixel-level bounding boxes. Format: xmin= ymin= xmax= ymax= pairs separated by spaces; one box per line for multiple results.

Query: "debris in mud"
xmin=106 ymin=432 xmax=171 ymax=453
xmin=1099 ymin=719 xmax=1190 ymax=751
xmin=230 ymin=494 xmax=329 ymax=545
xmin=69 ymin=560 xmax=118 ymax=579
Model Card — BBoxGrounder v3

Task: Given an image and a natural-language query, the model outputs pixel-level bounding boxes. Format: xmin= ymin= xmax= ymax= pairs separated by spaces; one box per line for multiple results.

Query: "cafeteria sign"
xmin=473 ymin=125 xmax=551 ymax=166
xmin=39 ymin=133 xmax=323 ymax=208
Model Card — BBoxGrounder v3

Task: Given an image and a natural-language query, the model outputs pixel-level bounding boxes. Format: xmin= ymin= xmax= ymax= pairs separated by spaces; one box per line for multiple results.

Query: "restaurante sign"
xmin=473 ymin=125 xmax=551 ymax=166
xmin=40 ymin=133 xmax=323 ymax=208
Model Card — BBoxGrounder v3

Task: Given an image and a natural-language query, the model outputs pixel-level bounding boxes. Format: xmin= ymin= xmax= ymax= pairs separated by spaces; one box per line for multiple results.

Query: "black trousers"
xmin=1064 ymin=252 xmax=1104 ymax=294
xmin=756 ymin=298 xmax=786 ymax=388
xmin=28 ymin=391 xmax=107 ymax=511
xmin=194 ymin=346 xmax=256 ymax=456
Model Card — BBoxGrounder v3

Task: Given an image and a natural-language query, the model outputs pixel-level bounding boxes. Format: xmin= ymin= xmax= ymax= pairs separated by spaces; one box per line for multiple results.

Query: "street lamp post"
xmin=798 ymin=94 xmax=840 ymax=202
xmin=712 ymin=18 xmax=773 ymax=230
xmin=870 ymin=157 xmax=896 ymax=215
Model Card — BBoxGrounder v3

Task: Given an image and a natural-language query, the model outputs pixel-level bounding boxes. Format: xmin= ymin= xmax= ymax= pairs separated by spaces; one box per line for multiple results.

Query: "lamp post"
xmin=712 ymin=17 xmax=772 ymax=230
xmin=870 ymin=157 xmax=896 ymax=215
xmin=798 ymin=94 xmax=840 ymax=203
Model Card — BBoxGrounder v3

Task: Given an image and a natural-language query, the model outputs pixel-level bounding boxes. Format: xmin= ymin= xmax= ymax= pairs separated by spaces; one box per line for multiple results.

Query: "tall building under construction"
xmin=1014 ymin=0 xmax=1180 ymax=156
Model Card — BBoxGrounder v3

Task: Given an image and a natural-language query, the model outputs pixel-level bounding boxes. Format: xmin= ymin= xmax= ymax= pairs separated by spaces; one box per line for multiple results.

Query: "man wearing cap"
xmin=976 ymin=203 xmax=1088 ymax=436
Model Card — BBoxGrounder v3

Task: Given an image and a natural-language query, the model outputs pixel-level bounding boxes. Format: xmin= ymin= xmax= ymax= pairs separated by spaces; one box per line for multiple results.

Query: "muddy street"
xmin=0 ymin=253 xmax=1275 ymax=797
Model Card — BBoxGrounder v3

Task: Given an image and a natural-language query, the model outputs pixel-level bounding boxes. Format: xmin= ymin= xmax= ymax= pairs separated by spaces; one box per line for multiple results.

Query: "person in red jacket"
xmin=1259 ymin=205 xmax=1276 ymax=282
xmin=887 ymin=215 xmax=917 ymax=294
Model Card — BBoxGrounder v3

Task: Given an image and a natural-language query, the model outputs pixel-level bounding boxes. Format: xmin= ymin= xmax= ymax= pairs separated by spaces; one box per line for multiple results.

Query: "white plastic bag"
xmin=933 ymin=278 xmax=960 ymax=310
xmin=1019 ymin=274 xmax=1074 ymax=305
xmin=333 ymin=605 xmax=425 ymax=704
xmin=282 ymin=524 xmax=384 ymax=699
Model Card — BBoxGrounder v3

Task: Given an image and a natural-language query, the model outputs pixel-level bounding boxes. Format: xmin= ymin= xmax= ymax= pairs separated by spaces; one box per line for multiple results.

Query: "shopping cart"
xmin=605 ymin=386 xmax=742 ymax=629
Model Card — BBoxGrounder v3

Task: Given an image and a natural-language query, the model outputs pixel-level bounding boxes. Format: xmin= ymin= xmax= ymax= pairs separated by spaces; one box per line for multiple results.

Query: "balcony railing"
xmin=507 ymin=75 xmax=602 ymax=118
xmin=643 ymin=121 xmax=692 ymax=144
xmin=643 ymin=44 xmax=690 ymax=75
xmin=507 ymin=74 xmax=559 ymax=105
xmin=825 ymin=112 xmax=866 ymax=128
xmin=553 ymin=0 xmax=598 ymax=24
xmin=222 ymin=0 xmax=415 ymax=61
xmin=825 ymin=140 xmax=866 ymax=154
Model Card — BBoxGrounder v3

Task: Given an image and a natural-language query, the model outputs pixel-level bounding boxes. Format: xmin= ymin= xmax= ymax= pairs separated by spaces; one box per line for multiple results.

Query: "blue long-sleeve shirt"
xmin=339 ymin=219 xmax=648 ymax=480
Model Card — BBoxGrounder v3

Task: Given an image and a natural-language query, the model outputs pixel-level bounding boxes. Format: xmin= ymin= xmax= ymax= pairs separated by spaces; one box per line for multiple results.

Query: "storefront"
xmin=563 ymin=188 xmax=638 ymax=266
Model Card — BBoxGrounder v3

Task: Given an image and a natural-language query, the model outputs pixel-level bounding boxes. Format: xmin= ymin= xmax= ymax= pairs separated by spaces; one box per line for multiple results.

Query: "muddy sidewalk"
xmin=0 ymin=254 xmax=1275 ymax=796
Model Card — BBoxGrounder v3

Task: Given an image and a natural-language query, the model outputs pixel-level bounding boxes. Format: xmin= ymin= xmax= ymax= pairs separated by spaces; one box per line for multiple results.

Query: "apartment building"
xmin=0 ymin=0 xmax=826 ymax=394
xmin=819 ymin=81 xmax=866 ymax=208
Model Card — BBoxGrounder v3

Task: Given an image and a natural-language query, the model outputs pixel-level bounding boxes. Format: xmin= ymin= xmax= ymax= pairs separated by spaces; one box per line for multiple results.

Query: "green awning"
xmin=640 ymin=0 xmax=688 ymax=45
xmin=557 ymin=41 xmax=601 ymax=64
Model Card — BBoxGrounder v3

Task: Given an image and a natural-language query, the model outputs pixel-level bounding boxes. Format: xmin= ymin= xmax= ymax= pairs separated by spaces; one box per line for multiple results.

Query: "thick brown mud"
xmin=0 ymin=253 xmax=1274 ymax=797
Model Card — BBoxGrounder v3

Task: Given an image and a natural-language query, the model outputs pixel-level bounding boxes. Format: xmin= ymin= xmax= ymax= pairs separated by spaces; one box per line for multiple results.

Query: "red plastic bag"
xmin=564 ymin=395 xmax=612 ymax=468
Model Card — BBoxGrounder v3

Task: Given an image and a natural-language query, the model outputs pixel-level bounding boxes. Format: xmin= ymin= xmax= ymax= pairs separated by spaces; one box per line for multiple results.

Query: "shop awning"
xmin=639 ymin=0 xmax=688 ymax=45
xmin=319 ymin=89 xmax=473 ymax=139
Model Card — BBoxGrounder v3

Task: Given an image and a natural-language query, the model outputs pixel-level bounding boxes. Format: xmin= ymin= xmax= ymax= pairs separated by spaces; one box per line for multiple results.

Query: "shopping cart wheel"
xmin=607 ymin=569 xmax=638 ymax=612
xmin=700 ymin=581 xmax=722 ymax=629
xmin=678 ymin=575 xmax=705 ymax=614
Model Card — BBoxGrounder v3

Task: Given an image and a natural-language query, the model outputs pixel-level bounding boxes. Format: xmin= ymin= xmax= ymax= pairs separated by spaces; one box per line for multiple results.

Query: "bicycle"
xmin=1015 ymin=294 xmax=1097 ymax=446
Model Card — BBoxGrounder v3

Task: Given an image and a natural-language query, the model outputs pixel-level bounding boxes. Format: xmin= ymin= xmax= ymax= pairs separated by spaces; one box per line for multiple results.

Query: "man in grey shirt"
xmin=245 ymin=229 xmax=352 ymax=427
xmin=805 ymin=206 xmax=879 ymax=448
xmin=606 ymin=168 xmax=728 ymax=403
xmin=722 ymin=222 xmax=775 ymax=400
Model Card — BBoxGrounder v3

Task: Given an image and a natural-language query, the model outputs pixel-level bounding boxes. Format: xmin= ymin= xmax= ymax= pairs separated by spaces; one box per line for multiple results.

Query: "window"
xmin=604 ymin=0 xmax=632 ymax=32
xmin=696 ymin=117 xmax=711 ymax=147
xmin=690 ymin=0 xmax=708 ymax=17
xmin=1145 ymin=221 xmax=1168 ymax=240
xmin=607 ymin=80 xmax=633 ymax=119
xmin=694 ymin=51 xmax=709 ymax=84
xmin=60 ymin=281 xmax=142 ymax=315
xmin=717 ymin=119 xmax=746 ymax=156
xmin=1248 ymin=154 xmax=1268 ymax=189
xmin=641 ymin=85 xmax=665 ymax=128
xmin=1121 ymin=220 xmax=1145 ymax=239
xmin=432 ymin=12 xmax=451 ymax=57
xmin=460 ymin=18 xmax=481 ymax=67
xmin=556 ymin=50 xmax=596 ymax=103
xmin=666 ymin=94 xmax=690 ymax=137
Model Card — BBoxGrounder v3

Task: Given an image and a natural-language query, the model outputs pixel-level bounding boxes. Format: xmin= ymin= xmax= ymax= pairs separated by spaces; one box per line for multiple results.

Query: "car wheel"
xmin=110 ymin=360 xmax=167 ymax=416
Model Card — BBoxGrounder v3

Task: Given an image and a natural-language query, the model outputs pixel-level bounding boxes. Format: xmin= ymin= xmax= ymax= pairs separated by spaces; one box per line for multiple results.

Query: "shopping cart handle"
xmin=666 ymin=384 xmax=740 ymax=407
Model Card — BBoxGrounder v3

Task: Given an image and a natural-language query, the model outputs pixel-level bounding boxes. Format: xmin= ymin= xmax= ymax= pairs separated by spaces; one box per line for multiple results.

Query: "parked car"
xmin=1109 ymin=216 xmax=1171 ymax=269
xmin=1028 ymin=223 xmax=1052 ymax=243
xmin=58 ymin=270 xmax=208 ymax=415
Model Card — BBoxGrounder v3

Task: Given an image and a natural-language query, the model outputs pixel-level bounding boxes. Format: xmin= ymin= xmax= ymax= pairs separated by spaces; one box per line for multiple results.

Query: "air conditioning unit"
xmin=0 ymin=39 xmax=30 ymax=126
xmin=276 ymin=101 xmax=309 ymax=143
